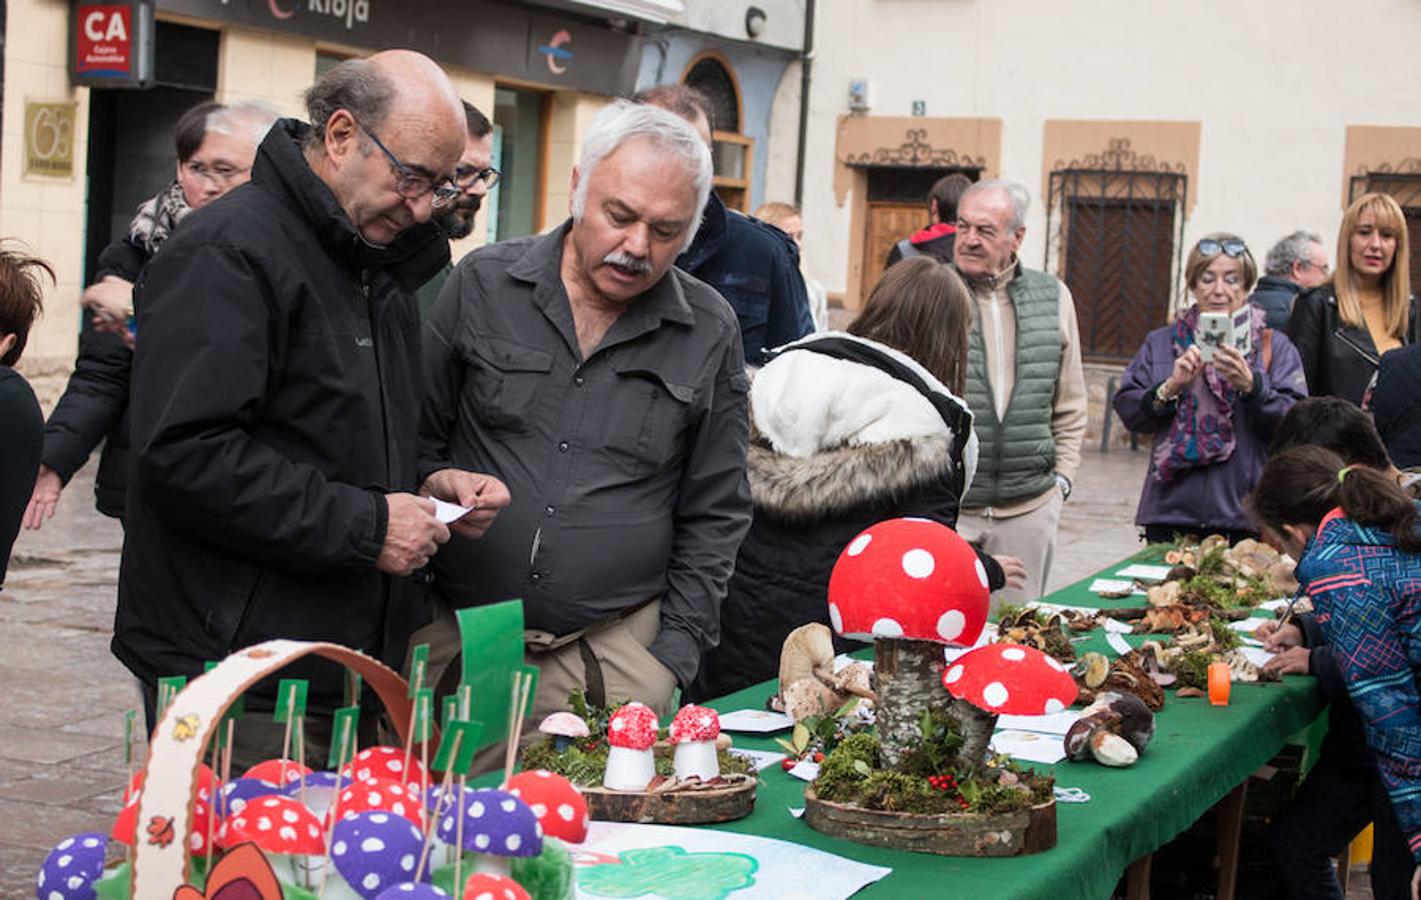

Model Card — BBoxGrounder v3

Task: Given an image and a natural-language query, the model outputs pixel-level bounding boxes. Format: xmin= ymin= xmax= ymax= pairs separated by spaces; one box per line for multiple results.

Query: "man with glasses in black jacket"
xmin=116 ymin=50 xmax=509 ymax=765
xmin=419 ymin=101 xmax=498 ymax=316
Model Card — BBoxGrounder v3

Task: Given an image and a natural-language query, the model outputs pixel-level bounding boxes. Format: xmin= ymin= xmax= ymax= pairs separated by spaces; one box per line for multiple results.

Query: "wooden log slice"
xmin=803 ymin=788 xmax=1056 ymax=857
xmin=583 ymin=777 xmax=757 ymax=825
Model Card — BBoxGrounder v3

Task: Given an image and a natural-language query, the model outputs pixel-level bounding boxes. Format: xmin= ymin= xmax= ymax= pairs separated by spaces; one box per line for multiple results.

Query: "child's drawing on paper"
xmin=579 ymin=846 xmax=757 ymax=900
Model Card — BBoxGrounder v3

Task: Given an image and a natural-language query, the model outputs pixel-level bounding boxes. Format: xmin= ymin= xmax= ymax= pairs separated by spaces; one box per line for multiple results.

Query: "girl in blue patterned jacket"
xmin=1251 ymin=445 xmax=1421 ymax=900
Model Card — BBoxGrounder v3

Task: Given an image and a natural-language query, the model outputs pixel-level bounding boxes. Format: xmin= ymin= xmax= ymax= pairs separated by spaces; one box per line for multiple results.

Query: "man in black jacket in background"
xmin=117 ymin=51 xmax=508 ymax=764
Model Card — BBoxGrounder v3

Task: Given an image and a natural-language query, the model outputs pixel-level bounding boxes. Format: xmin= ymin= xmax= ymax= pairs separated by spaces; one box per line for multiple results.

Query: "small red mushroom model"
xmin=669 ymin=705 xmax=721 ymax=781
xmin=826 ymin=517 xmax=991 ymax=767
xmin=602 ymin=703 xmax=659 ymax=791
xmin=505 ymin=769 xmax=589 ymax=843
xmin=942 ymin=643 xmax=1078 ymax=772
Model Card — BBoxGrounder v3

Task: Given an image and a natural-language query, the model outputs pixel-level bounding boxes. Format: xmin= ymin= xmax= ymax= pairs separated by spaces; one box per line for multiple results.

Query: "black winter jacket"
xmin=1373 ymin=343 xmax=1421 ymax=468
xmin=40 ymin=235 xmax=149 ymax=518
xmin=687 ymin=334 xmax=1000 ymax=702
xmin=1286 ymin=284 xmax=1416 ymax=405
xmin=1247 ymin=275 xmax=1301 ymax=331
xmin=115 ymin=120 xmax=450 ymax=711
xmin=677 ymin=193 xmax=813 ymax=366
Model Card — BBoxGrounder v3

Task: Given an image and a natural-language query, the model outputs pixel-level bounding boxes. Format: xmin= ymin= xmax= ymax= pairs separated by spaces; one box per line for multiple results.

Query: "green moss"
xmin=1175 ymin=649 xmax=1216 ymax=690
xmin=520 ymin=737 xmax=750 ymax=788
xmin=857 ymin=770 xmax=953 ymax=814
xmin=1210 ymin=618 xmax=1242 ymax=650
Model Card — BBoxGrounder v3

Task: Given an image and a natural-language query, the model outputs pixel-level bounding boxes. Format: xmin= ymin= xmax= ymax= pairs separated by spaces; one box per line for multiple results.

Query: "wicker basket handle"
xmin=131 ymin=639 xmax=428 ymax=897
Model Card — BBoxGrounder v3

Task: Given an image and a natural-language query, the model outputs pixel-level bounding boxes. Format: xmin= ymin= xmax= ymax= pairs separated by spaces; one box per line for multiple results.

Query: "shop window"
xmin=683 ymin=53 xmax=751 ymax=212
xmin=491 ymin=86 xmax=548 ymax=241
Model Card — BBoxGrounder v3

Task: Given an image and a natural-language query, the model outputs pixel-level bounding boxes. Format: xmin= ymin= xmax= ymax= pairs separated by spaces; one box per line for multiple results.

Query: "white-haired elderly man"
xmin=950 ymin=178 xmax=1087 ymax=609
xmin=417 ymin=100 xmax=752 ymax=723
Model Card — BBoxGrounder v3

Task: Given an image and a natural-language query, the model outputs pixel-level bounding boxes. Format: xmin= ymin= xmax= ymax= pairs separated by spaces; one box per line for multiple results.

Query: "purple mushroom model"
xmin=282 ymin=770 xmax=352 ymax=819
xmin=435 ymin=789 xmax=542 ymax=877
xmin=331 ymin=811 xmax=430 ymax=899
xmin=374 ymin=884 xmax=450 ymax=900
xmin=35 ymin=832 xmax=107 ymax=900
xmin=216 ymin=777 xmax=281 ymax=818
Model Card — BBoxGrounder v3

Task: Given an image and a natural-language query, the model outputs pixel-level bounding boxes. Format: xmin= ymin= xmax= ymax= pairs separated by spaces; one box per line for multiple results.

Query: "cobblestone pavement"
xmin=0 ymin=446 xmax=1155 ymax=892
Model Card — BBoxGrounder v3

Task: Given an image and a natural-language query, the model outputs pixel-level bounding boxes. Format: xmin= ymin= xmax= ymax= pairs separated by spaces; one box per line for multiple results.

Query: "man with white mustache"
xmin=414 ymin=100 xmax=752 ymax=729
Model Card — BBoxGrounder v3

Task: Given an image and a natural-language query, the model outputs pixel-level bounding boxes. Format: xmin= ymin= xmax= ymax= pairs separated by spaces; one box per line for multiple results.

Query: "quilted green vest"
xmin=963 ymin=266 xmax=1062 ymax=508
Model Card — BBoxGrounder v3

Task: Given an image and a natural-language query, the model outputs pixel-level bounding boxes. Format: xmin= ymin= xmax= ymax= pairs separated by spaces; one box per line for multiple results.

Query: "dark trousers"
xmin=1269 ymin=753 xmax=1415 ymax=900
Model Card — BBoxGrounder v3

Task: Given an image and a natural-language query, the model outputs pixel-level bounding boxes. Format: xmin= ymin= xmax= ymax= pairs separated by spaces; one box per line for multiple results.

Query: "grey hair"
xmin=302 ymin=58 xmax=395 ymax=152
xmin=1264 ymin=230 xmax=1326 ymax=277
xmin=206 ymin=100 xmax=280 ymax=149
xmin=572 ymin=100 xmax=713 ymax=254
xmin=960 ymin=178 xmax=1031 ymax=231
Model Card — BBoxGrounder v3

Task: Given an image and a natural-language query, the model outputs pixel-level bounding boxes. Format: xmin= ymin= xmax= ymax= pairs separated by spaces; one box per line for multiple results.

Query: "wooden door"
xmin=862 ymin=203 xmax=926 ymax=300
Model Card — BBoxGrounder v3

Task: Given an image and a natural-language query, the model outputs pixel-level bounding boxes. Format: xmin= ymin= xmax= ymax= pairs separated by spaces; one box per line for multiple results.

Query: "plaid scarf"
xmin=129 ymin=180 xmax=192 ymax=255
xmin=1151 ymin=304 xmax=1265 ymax=483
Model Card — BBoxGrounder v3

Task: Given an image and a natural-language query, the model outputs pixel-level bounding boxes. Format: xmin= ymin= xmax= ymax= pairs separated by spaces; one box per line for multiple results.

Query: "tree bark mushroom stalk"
xmin=945 ymin=698 xmax=998 ymax=777
xmin=873 ymin=638 xmax=951 ymax=768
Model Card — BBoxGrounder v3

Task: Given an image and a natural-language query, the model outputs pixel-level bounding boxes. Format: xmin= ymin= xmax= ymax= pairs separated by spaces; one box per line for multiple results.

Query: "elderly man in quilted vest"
xmin=951 ymin=179 xmax=1087 ymax=608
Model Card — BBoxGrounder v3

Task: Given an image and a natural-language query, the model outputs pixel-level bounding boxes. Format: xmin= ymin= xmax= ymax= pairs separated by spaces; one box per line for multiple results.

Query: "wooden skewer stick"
xmin=205 ymin=733 xmax=220 ymax=873
xmin=453 ymin=768 xmax=467 ymax=898
xmin=317 ymin=716 xmax=354 ymax=898
xmin=402 ymin=666 xmax=424 ymax=778
xmin=280 ymin=690 xmax=296 ymax=782
xmin=415 ymin=732 xmax=461 ymax=881
xmin=503 ymin=672 xmax=533 ymax=786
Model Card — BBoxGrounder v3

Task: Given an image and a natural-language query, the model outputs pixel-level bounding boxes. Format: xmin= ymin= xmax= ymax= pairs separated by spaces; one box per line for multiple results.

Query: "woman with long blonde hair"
xmin=1287 ymin=191 xmax=1414 ymax=404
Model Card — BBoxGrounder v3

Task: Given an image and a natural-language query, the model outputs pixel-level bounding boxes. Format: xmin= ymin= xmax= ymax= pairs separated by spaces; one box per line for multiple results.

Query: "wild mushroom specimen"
xmin=36 ymin=832 xmax=108 ymax=900
xmin=1063 ymin=692 xmax=1156 ymax=767
xmin=941 ymin=644 xmax=1079 ymax=774
xmin=777 ymin=623 xmax=876 ymax=721
xmin=328 ymin=810 xmax=429 ymax=900
xmin=505 ymin=770 xmax=589 ymax=844
xmin=537 ymin=712 xmax=590 ymax=752
xmin=826 ymin=517 xmax=992 ymax=767
xmin=435 ymin=789 xmax=543 ymax=878
xmin=244 ymin=757 xmax=314 ymax=788
xmin=603 ymin=703 xmax=659 ymax=791
xmin=669 ymin=705 xmax=721 ymax=781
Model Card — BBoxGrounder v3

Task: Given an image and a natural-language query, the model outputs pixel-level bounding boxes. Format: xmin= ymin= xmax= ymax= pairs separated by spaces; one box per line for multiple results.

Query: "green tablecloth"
xmin=699 ymin=557 xmax=1325 ymax=899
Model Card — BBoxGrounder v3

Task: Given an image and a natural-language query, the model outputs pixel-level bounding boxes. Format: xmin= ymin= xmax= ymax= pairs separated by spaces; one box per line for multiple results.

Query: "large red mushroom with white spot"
xmin=940 ymin=643 xmax=1079 ymax=773
xmin=825 ymin=517 xmax=992 ymax=767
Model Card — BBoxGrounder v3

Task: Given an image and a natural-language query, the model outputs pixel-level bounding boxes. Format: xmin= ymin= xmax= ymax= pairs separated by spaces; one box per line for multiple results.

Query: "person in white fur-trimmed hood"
xmin=687 ymin=257 xmax=1026 ymax=701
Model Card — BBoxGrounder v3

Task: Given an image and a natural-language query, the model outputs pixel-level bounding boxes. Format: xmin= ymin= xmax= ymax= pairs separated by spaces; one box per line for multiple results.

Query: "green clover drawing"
xmin=580 ymin=845 xmax=758 ymax=900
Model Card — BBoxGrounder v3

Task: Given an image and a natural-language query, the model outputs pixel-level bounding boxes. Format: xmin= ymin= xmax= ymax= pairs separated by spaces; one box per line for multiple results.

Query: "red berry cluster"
xmin=927 ymin=774 xmax=970 ymax=810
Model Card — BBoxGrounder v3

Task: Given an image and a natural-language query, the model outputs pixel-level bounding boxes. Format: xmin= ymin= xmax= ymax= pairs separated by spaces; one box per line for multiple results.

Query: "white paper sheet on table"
xmin=1113 ymin=563 xmax=1172 ymax=581
xmin=786 ymin=759 xmax=820 ymax=782
xmin=727 ymin=748 xmax=787 ymax=772
xmin=989 ymin=730 xmax=1067 ymax=765
xmin=1102 ymin=617 xmax=1133 ymax=634
xmin=1227 ymin=617 xmax=1274 ymax=635
xmin=996 ymin=710 xmax=1081 ymax=736
xmin=1105 ymin=631 xmax=1134 ymax=656
xmin=1239 ymin=647 xmax=1277 ymax=667
xmin=943 ymin=624 xmax=997 ymax=662
xmin=832 ymin=654 xmax=874 ymax=673
xmin=1089 ymin=578 xmax=1146 ymax=596
xmin=1259 ymin=597 xmax=1293 ymax=612
xmin=432 ymin=498 xmax=472 ymax=524
xmin=573 ymin=821 xmax=892 ymax=900
xmin=718 ymin=709 xmax=795 ymax=733
xmin=1025 ymin=601 xmax=1099 ymax=617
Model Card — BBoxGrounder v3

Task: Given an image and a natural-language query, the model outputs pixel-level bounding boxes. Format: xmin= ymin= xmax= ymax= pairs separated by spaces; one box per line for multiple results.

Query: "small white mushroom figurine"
xmin=669 ymin=705 xmax=721 ymax=781
xmin=537 ymin=711 xmax=590 ymax=752
xmin=603 ymin=703 xmax=659 ymax=791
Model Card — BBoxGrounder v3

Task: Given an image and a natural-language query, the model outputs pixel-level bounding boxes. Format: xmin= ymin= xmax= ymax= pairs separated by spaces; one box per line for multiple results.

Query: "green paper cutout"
xmin=579 ymin=846 xmax=758 ymax=900
xmin=273 ymin=678 xmax=309 ymax=723
xmin=433 ymin=719 xmax=484 ymax=775
xmin=123 ymin=710 xmax=137 ymax=767
xmin=455 ymin=599 xmax=525 ymax=751
xmin=413 ymin=688 xmax=434 ymax=743
xmin=345 ymin=670 xmax=363 ymax=707
xmin=408 ymin=644 xmax=430 ymax=697
xmin=156 ymin=676 xmax=187 ymax=719
xmin=330 ymin=705 xmax=360 ymax=772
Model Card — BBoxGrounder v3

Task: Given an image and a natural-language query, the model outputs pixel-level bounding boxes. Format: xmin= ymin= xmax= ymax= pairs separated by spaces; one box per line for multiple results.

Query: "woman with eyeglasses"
xmin=1287 ymin=191 xmax=1415 ymax=405
xmin=22 ymin=100 xmax=278 ymax=531
xmin=1113 ymin=233 xmax=1308 ymax=543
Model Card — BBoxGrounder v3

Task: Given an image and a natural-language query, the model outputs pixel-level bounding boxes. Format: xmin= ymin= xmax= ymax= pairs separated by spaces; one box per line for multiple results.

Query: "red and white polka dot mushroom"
xmin=602 ymin=703 xmax=659 ymax=791
xmin=826 ymin=517 xmax=993 ymax=767
xmin=329 ymin=777 xmax=426 ymax=829
xmin=342 ymin=746 xmax=430 ymax=793
xmin=941 ymin=643 xmax=1078 ymax=770
xmin=219 ymin=794 xmax=326 ymax=888
xmin=668 ymin=705 xmax=721 ymax=781
xmin=504 ymin=769 xmax=589 ymax=843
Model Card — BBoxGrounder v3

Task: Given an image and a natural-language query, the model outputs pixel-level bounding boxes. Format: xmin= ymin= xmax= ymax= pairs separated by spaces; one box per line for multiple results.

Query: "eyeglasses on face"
xmin=184 ymin=161 xmax=249 ymax=185
xmin=1197 ymin=238 xmax=1249 ymax=259
xmin=453 ymin=164 xmax=501 ymax=191
xmin=351 ymin=116 xmax=460 ymax=206
xmin=1300 ymin=258 xmax=1330 ymax=274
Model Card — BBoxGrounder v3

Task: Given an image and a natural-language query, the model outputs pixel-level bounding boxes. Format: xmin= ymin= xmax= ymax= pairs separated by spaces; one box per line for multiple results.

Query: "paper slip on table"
xmin=695 ymin=551 xmax=1325 ymax=900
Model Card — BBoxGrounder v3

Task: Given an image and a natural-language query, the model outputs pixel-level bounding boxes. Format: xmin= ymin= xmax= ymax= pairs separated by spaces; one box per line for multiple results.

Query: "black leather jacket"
xmin=1285 ymin=284 xmax=1416 ymax=405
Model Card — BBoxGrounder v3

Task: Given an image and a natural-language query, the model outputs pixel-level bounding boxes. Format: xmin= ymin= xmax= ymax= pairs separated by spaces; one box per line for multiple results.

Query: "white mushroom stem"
xmin=472 ymin=854 xmax=513 ymax=878
xmin=874 ymin=638 xmax=953 ymax=769
xmin=603 ymin=746 xmax=656 ymax=791
xmin=672 ymin=740 xmax=720 ymax=780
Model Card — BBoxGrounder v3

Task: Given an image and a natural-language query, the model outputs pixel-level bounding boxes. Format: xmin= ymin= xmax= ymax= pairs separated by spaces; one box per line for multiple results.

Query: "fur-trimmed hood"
xmin=748 ymin=332 xmax=978 ymax=520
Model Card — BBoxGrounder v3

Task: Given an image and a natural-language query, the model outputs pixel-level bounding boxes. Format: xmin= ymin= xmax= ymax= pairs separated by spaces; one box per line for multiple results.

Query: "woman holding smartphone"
xmin=1287 ymin=191 xmax=1414 ymax=405
xmin=1113 ymin=233 xmax=1308 ymax=543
